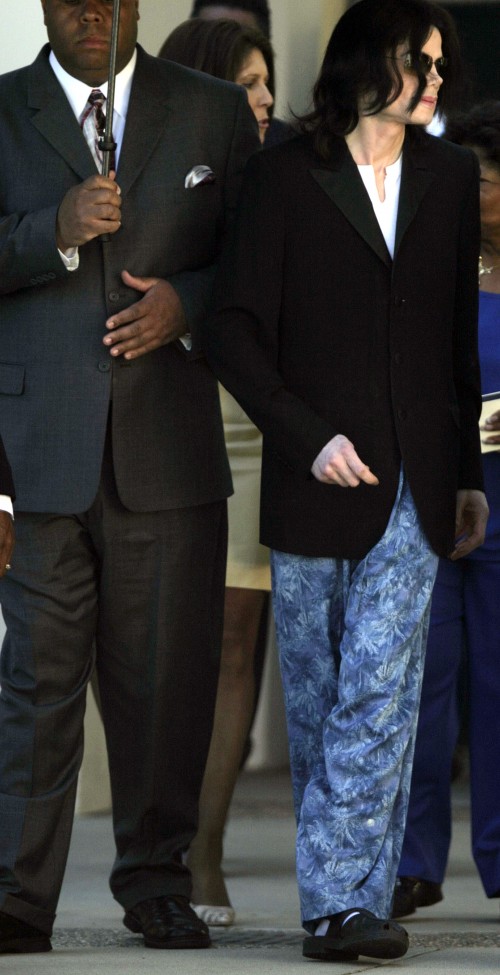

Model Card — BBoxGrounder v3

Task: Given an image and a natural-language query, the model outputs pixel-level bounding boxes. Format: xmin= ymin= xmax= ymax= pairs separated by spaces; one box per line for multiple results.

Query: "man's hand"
xmin=450 ymin=489 xmax=489 ymax=560
xmin=103 ymin=271 xmax=188 ymax=360
xmin=311 ymin=434 xmax=379 ymax=487
xmin=0 ymin=511 xmax=14 ymax=579
xmin=56 ymin=172 xmax=122 ymax=250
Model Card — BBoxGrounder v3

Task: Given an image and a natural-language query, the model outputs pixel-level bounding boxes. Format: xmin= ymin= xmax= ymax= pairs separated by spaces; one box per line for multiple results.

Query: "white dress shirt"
xmin=357 ymin=155 xmax=402 ymax=259
xmin=0 ymin=495 xmax=13 ymax=517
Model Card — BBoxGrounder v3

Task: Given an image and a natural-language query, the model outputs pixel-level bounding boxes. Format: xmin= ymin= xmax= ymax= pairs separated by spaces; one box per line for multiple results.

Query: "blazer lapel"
xmin=28 ymin=46 xmax=96 ymax=181
xmin=310 ymin=140 xmax=392 ymax=268
xmin=394 ymin=133 xmax=436 ymax=258
xmin=116 ymin=47 xmax=173 ymax=198
xmin=26 ymin=45 xmax=174 ymax=192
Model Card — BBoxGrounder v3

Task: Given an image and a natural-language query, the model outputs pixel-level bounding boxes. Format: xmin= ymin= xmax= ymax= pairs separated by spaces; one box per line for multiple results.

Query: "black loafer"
xmin=303 ymin=908 xmax=409 ymax=961
xmin=392 ymin=876 xmax=443 ymax=919
xmin=0 ymin=913 xmax=52 ymax=954
xmin=124 ymin=894 xmax=211 ymax=949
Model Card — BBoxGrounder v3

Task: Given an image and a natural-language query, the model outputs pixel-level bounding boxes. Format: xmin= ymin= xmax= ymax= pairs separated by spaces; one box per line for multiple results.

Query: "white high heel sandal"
xmin=192 ymin=904 xmax=236 ymax=927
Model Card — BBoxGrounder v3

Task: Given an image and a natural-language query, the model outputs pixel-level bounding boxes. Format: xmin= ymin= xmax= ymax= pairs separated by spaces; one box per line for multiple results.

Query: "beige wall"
xmin=2 ymin=1 xmax=497 ymax=112
xmin=1 ymin=0 xmax=347 ymax=118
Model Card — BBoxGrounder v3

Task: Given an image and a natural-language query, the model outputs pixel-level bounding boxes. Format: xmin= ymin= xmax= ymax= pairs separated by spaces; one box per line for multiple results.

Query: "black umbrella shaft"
xmin=100 ymin=0 xmax=121 ymax=177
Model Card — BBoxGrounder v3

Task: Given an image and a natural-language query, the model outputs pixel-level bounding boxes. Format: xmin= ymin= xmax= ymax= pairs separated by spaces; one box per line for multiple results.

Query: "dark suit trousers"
xmin=0 ymin=436 xmax=227 ymax=934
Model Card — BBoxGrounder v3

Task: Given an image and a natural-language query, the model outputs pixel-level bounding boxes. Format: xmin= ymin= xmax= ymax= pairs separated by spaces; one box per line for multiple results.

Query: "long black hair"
xmin=300 ymin=0 xmax=463 ymax=159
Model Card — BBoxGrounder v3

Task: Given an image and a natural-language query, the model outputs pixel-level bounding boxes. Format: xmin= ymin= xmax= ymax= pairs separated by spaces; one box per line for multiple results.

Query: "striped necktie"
xmin=80 ymin=89 xmax=115 ymax=172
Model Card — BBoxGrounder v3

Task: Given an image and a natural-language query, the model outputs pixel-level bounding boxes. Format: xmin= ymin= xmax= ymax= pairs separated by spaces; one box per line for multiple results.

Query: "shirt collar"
xmin=48 ymin=48 xmax=137 ymax=122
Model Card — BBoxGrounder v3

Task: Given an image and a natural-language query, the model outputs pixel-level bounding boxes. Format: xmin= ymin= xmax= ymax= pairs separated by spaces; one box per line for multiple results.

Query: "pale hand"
xmin=103 ymin=271 xmax=187 ymax=360
xmin=450 ymin=489 xmax=489 ymax=560
xmin=311 ymin=434 xmax=379 ymax=487
xmin=56 ymin=172 xmax=122 ymax=250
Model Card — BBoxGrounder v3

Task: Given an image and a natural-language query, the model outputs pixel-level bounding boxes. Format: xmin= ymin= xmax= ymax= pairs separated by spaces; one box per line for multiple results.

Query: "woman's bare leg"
xmin=187 ymin=587 xmax=266 ymax=906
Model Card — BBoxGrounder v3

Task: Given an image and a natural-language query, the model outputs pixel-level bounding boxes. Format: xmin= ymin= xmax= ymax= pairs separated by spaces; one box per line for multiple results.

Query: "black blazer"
xmin=206 ymin=130 xmax=483 ymax=559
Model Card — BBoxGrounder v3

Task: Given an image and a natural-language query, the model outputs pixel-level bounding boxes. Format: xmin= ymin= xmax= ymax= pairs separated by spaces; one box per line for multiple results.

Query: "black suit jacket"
xmin=206 ymin=130 xmax=483 ymax=559
xmin=0 ymin=45 xmax=258 ymax=513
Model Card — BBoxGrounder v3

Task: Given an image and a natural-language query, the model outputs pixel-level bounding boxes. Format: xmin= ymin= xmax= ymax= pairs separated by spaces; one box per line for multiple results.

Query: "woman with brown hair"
xmin=159 ymin=17 xmax=275 ymax=927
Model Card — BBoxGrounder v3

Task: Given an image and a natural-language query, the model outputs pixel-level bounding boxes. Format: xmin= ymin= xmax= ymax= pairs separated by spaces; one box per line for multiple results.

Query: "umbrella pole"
xmin=99 ymin=0 xmax=121 ymax=177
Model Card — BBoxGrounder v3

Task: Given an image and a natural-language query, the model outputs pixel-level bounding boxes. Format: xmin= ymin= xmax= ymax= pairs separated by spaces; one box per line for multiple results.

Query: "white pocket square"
xmin=185 ymin=165 xmax=216 ymax=189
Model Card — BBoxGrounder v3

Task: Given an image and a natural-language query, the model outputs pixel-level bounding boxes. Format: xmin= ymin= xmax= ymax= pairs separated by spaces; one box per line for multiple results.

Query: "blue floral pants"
xmin=271 ymin=473 xmax=438 ymax=929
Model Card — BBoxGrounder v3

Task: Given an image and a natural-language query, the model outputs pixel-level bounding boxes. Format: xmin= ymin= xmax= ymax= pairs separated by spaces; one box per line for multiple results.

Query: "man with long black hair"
xmin=207 ymin=0 xmax=488 ymax=962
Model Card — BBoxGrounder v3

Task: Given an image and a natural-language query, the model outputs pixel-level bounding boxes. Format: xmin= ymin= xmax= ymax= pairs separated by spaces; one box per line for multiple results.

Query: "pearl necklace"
xmin=479 ymin=255 xmax=500 ymax=278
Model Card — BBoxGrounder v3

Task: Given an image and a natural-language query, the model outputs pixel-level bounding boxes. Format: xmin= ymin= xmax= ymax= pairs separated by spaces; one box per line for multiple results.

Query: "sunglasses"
xmin=388 ymin=53 xmax=449 ymax=74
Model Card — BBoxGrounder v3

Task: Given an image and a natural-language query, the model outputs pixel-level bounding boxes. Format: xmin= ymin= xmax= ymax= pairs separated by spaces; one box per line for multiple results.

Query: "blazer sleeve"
xmin=205 ymin=149 xmax=337 ymax=474
xmin=0 ymin=72 xmax=65 ymax=292
xmin=0 ymin=203 xmax=68 ymax=298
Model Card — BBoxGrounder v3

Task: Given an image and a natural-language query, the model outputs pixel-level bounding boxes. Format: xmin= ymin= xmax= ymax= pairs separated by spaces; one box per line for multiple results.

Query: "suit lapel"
xmin=310 ymin=140 xmax=391 ymax=268
xmin=116 ymin=47 xmax=173 ymax=198
xmin=310 ymin=133 xmax=437 ymax=268
xmin=28 ymin=46 xmax=96 ymax=181
xmin=394 ymin=135 xmax=436 ymax=258
xmin=26 ymin=45 xmax=174 ymax=193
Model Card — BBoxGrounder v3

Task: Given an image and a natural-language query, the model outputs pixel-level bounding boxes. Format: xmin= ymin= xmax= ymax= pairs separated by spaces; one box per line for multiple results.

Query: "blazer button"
xmin=393 ymin=296 xmax=406 ymax=307
xmin=108 ymin=291 xmax=121 ymax=302
xmin=98 ymin=361 xmax=111 ymax=372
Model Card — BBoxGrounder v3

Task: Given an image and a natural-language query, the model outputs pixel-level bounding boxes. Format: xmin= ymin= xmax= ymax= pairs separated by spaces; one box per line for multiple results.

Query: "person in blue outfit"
xmin=394 ymin=100 xmax=500 ymax=920
xmin=205 ymin=0 xmax=489 ymax=963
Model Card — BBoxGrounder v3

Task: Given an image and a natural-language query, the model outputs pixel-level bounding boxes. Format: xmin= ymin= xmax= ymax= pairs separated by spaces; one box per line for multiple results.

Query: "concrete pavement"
xmin=4 ymin=769 xmax=500 ymax=974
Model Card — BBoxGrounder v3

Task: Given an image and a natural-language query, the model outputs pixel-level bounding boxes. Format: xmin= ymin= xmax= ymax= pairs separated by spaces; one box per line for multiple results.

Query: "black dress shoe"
xmin=123 ymin=895 xmax=211 ymax=949
xmin=302 ymin=909 xmax=409 ymax=961
xmin=0 ymin=913 xmax=52 ymax=954
xmin=392 ymin=876 xmax=443 ymax=919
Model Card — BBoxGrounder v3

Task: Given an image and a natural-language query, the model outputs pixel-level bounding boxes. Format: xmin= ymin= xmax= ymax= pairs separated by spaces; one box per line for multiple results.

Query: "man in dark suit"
xmin=206 ymin=0 xmax=489 ymax=963
xmin=0 ymin=0 xmax=258 ymax=955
